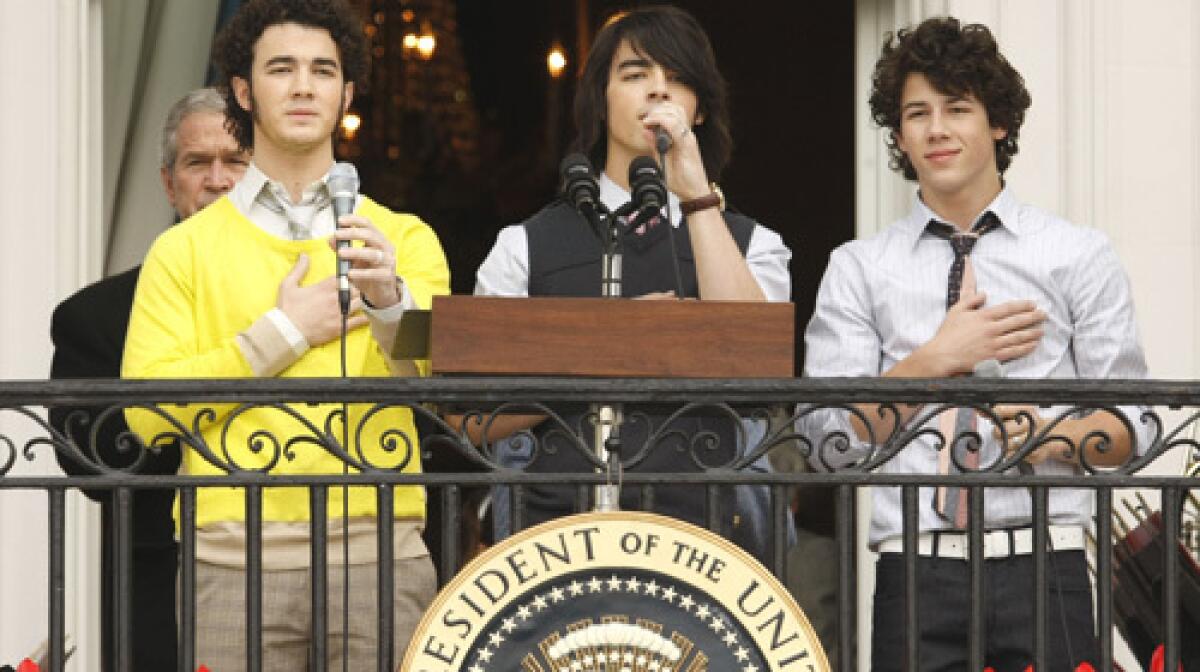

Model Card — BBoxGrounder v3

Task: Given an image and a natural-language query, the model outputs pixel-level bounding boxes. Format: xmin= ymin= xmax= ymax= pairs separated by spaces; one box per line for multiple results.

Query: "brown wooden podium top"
xmin=430 ymin=295 xmax=793 ymax=378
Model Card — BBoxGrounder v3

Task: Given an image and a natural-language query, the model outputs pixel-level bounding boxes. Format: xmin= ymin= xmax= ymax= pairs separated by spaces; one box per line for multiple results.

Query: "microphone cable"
xmin=339 ymin=299 xmax=351 ymax=672
xmin=654 ymin=146 xmax=686 ymax=300
xmin=329 ymin=162 xmax=358 ymax=672
xmin=981 ymin=361 xmax=1077 ymax=666
xmin=1018 ymin=447 xmax=1077 ymax=667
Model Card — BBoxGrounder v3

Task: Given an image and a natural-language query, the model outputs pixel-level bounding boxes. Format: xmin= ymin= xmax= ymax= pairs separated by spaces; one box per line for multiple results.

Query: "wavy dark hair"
xmin=573 ymin=5 xmax=733 ymax=181
xmin=869 ymin=16 xmax=1031 ymax=180
xmin=211 ymin=0 xmax=369 ymax=151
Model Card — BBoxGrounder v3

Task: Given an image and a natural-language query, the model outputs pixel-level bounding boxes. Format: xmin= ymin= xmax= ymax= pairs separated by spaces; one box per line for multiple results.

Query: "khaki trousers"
xmin=191 ymin=556 xmax=436 ymax=672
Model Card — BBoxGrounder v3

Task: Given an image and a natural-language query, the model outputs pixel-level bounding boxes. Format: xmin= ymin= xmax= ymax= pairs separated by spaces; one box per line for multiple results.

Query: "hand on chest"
xmin=873 ymin=245 xmax=1074 ymax=372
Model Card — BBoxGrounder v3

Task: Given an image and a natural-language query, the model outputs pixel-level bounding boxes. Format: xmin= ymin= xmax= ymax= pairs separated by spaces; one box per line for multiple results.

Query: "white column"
xmin=0 ymin=0 xmax=103 ymax=669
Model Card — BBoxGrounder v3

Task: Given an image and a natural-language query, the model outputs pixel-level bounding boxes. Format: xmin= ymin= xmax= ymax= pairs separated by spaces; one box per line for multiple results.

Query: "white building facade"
xmin=1 ymin=0 xmax=1198 ymax=669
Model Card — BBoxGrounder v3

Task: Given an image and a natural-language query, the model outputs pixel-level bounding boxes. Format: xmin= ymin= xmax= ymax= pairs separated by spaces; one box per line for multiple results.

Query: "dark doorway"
xmin=345 ymin=1 xmax=856 ymax=373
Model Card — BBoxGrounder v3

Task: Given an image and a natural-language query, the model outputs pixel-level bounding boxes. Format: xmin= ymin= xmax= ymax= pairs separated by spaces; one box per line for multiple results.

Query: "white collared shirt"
xmin=473 ymin=173 xmax=792 ymax=301
xmin=227 ymin=162 xmax=365 ymax=240
xmin=799 ymin=188 xmax=1150 ymax=546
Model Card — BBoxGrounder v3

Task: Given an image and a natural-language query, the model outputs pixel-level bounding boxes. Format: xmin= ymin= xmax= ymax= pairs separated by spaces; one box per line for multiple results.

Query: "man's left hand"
xmin=329 ymin=214 xmax=401 ymax=310
xmin=992 ymin=404 xmax=1063 ymax=465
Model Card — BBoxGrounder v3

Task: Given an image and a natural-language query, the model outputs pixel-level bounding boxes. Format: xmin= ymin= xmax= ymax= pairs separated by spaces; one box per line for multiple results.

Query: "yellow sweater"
xmin=123 ymin=196 xmax=450 ymax=528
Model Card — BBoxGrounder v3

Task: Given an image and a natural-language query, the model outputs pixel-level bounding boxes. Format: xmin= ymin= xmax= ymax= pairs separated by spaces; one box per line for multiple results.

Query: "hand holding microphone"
xmin=329 ymin=163 xmax=359 ymax=315
xmin=328 ymin=162 xmax=402 ymax=312
xmin=640 ymin=102 xmax=710 ymax=202
xmin=641 ymin=102 xmax=690 ymax=154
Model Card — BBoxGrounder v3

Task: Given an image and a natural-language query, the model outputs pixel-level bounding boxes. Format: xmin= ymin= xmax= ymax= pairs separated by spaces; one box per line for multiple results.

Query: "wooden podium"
xmin=427 ymin=295 xmax=794 ymax=378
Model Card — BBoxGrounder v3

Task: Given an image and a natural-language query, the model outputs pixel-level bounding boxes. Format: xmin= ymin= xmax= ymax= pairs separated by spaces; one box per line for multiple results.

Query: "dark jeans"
xmin=871 ymin=550 xmax=1098 ymax=672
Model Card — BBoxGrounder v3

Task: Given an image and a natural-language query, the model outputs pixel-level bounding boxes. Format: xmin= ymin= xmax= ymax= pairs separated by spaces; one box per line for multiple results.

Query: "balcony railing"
xmin=1 ymin=377 xmax=1197 ymax=671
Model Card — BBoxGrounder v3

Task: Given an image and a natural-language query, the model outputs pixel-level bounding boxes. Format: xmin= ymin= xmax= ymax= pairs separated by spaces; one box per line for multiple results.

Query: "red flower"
xmin=16 ymin=660 xmax=38 ymax=672
xmin=1151 ymin=644 xmax=1185 ymax=672
xmin=197 ymin=666 xmax=211 ymax=672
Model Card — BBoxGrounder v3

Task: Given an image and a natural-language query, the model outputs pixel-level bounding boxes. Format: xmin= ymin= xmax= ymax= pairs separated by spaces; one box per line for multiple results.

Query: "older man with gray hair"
xmin=48 ymin=87 xmax=248 ymax=672
xmin=158 ymin=86 xmax=251 ymax=219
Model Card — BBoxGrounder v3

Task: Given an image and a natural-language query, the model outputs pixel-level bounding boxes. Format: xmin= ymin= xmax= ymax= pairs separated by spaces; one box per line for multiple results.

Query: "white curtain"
xmin=103 ymin=0 xmax=221 ymax=275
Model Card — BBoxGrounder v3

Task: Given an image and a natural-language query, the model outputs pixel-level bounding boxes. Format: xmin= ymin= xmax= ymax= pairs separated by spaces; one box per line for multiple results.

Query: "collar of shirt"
xmin=899 ymin=187 xmax=1024 ymax=250
xmin=598 ymin=172 xmax=683 ymax=227
xmin=228 ymin=162 xmax=357 ymax=240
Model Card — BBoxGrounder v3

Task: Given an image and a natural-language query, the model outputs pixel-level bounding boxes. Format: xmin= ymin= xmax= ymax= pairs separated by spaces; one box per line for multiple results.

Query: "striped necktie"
xmin=926 ymin=211 xmax=1000 ymax=528
xmin=255 ymin=182 xmax=331 ymax=240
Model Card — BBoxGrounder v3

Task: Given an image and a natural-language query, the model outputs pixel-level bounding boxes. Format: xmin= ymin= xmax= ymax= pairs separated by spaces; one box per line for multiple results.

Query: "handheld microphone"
xmin=327 ymin=163 xmax=359 ymax=666
xmin=972 ymin=358 xmax=1003 ymax=379
xmin=328 ymin=162 xmax=359 ymax=316
xmin=974 ymin=359 xmax=1032 ymax=474
xmin=559 ymin=153 xmax=601 ymax=217
xmin=654 ymin=127 xmax=672 ymax=154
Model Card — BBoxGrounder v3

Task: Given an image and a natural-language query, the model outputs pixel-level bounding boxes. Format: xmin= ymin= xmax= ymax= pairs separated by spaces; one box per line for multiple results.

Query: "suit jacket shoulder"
xmin=50 ymin=266 xmax=141 ymax=379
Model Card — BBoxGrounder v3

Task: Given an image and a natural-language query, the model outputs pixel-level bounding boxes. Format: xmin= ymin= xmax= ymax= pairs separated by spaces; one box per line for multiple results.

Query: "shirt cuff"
xmin=265 ymin=308 xmax=309 ymax=358
xmin=366 ymin=279 xmax=420 ymax=377
xmin=235 ymin=309 xmax=309 ymax=377
xmin=363 ymin=278 xmax=416 ymax=323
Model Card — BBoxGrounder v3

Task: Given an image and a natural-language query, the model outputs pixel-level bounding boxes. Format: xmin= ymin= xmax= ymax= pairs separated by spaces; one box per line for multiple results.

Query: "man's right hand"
xmin=277 ymin=254 xmax=367 ymax=347
xmin=916 ymin=290 xmax=1046 ymax=377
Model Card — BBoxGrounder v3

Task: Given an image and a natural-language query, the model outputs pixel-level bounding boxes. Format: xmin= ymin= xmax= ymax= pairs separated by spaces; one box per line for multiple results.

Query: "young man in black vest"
xmin=473 ymin=6 xmax=791 ymax=555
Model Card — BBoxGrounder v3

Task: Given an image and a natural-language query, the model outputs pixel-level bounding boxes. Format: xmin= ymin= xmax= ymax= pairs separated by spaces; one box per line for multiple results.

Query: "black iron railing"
xmin=1 ymin=378 xmax=1197 ymax=672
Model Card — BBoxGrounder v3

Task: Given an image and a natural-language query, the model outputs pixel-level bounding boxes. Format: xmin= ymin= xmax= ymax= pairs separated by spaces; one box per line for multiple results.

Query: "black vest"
xmin=517 ymin=200 xmax=757 ymax=531
xmin=526 ymin=201 xmax=755 ymax=298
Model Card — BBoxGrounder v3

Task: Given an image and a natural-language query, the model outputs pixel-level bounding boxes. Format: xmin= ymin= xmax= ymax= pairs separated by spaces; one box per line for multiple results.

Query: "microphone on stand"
xmin=628 ymin=156 xmax=683 ymax=298
xmin=560 ymin=153 xmax=609 ymax=245
xmin=328 ymin=162 xmax=359 ymax=316
xmin=628 ymin=155 xmax=668 ymax=212
xmin=559 ymin=153 xmax=601 ymax=218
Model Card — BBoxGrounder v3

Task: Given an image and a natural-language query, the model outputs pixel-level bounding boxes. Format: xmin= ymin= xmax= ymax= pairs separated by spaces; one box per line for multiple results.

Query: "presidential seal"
xmin=402 ymin=511 xmax=829 ymax=672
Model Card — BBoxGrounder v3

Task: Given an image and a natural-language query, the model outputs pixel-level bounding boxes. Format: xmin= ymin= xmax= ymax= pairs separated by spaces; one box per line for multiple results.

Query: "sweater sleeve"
xmin=394 ymin=216 xmax=451 ymax=311
xmin=390 ymin=215 xmax=451 ymax=377
xmin=122 ymin=229 xmax=254 ymax=444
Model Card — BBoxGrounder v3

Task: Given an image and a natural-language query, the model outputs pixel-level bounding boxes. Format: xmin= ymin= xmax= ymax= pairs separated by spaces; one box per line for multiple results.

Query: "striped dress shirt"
xmin=799 ymin=188 xmax=1150 ymax=547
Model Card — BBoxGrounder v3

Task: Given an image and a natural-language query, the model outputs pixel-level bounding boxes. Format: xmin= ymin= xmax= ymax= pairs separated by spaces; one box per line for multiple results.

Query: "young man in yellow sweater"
xmin=122 ymin=0 xmax=449 ymax=668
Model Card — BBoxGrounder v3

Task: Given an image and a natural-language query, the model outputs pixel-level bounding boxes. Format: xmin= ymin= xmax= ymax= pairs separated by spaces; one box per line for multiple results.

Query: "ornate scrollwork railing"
xmin=4 ymin=377 xmax=1200 ymax=672
xmin=1 ymin=377 xmax=1198 ymax=480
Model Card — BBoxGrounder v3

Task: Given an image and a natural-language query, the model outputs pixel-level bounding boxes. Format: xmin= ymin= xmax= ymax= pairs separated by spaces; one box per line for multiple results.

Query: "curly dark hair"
xmin=211 ymin=0 xmax=369 ymax=151
xmin=573 ymin=5 xmax=733 ymax=181
xmin=869 ymin=16 xmax=1031 ymax=180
